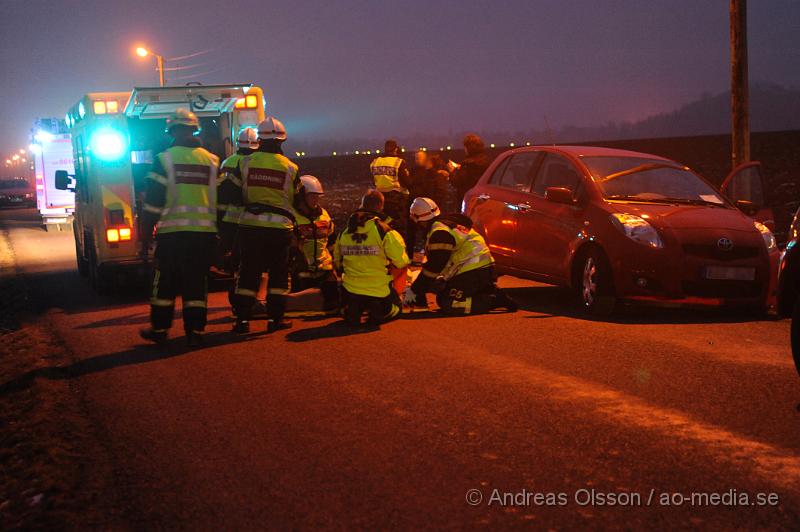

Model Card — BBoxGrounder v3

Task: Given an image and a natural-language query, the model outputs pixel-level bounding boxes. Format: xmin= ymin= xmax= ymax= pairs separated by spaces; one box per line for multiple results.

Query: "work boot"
xmin=267 ymin=319 xmax=293 ymax=333
xmin=139 ymin=328 xmax=168 ymax=344
xmin=232 ymin=319 xmax=250 ymax=334
xmin=492 ymin=290 xmax=519 ymax=312
xmin=186 ymin=330 xmax=206 ymax=348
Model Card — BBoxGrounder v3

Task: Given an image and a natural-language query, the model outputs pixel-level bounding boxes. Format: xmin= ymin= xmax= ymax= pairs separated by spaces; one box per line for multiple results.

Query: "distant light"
xmin=18 ymin=149 xmax=25 ymax=154
xmin=366 ymin=150 xmax=371 ymax=155
xmin=332 ymin=151 xmax=337 ymax=156
xmin=12 ymin=154 xmax=19 ymax=161
xmin=509 ymin=142 xmax=515 ymax=147
xmin=355 ymin=150 xmax=360 ymax=155
xmin=301 ymin=152 xmax=306 ymax=156
xmin=446 ymin=145 xmax=451 ymax=150
xmin=525 ymin=141 xmax=531 ymax=146
xmin=421 ymin=147 xmax=427 ymax=152
xmin=400 ymin=148 xmax=405 ymax=153
xmin=4 ymin=159 xmax=10 ymax=164
xmin=295 ymin=151 xmax=301 ymax=156
xmin=376 ymin=149 xmax=380 ymax=154
xmin=136 ymin=47 xmax=149 ymax=57
xmin=490 ymin=143 xmax=496 ymax=148
xmin=29 ymin=144 xmax=41 ymax=155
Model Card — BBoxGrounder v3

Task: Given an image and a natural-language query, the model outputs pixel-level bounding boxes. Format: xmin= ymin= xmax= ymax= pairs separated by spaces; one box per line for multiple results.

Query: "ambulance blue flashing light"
xmin=90 ymin=129 xmax=127 ymax=161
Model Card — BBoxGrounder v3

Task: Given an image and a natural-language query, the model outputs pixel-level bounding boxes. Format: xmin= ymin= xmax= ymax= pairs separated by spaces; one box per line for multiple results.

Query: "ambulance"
xmin=29 ymin=118 xmax=75 ymax=230
xmin=56 ymin=84 xmax=265 ymax=292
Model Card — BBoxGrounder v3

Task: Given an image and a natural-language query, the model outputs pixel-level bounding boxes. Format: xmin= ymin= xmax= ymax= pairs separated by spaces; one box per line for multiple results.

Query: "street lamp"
xmin=135 ymin=45 xmax=165 ymax=87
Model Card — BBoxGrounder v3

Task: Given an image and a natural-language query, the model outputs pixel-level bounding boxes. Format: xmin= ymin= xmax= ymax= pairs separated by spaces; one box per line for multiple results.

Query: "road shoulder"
xmin=0 ymin=221 xmax=123 ymax=528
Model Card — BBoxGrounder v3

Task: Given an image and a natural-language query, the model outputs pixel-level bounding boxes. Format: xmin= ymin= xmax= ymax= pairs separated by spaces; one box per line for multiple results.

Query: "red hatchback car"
xmin=463 ymin=146 xmax=779 ymax=315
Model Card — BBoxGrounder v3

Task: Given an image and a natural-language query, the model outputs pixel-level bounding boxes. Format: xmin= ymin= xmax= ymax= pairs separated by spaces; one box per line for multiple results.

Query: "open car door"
xmin=720 ymin=161 xmax=775 ymax=232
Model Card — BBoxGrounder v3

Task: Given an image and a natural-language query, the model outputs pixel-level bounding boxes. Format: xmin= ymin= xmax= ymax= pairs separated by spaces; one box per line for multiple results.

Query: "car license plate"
xmin=704 ymin=266 xmax=756 ymax=281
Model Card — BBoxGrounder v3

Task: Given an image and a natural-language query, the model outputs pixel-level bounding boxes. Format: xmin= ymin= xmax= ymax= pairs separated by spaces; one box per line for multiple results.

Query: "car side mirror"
xmin=545 ymin=186 xmax=576 ymax=206
xmin=735 ymin=199 xmax=759 ymax=216
xmin=54 ymin=170 xmax=72 ymax=191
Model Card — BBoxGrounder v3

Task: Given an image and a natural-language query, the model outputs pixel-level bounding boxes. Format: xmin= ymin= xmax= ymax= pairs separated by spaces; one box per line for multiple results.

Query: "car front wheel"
xmin=577 ymin=248 xmax=618 ymax=318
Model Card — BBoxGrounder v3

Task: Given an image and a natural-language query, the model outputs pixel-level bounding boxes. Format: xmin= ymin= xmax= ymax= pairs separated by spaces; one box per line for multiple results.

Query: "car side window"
xmin=532 ymin=153 xmax=582 ymax=197
xmin=490 ymin=152 xmax=542 ymax=192
xmin=488 ymin=156 xmax=511 ymax=186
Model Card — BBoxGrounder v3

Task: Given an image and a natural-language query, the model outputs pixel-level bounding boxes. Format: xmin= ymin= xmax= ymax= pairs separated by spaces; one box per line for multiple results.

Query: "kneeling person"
xmin=291 ymin=175 xmax=339 ymax=310
xmin=406 ymin=197 xmax=517 ymax=314
xmin=334 ymin=190 xmax=410 ymax=327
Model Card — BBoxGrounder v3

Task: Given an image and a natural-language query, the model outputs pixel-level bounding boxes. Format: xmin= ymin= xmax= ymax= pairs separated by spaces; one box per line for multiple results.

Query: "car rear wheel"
xmin=577 ymin=248 xmax=618 ymax=318
xmin=791 ymin=302 xmax=800 ymax=378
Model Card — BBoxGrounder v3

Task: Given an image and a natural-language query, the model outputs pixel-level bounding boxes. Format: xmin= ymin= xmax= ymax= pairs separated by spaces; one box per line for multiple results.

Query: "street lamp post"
xmin=136 ymin=46 xmax=165 ymax=87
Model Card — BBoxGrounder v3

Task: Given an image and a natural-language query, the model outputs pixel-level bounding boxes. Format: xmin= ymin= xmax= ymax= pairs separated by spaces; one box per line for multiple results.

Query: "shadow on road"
xmin=0 ymin=332 xmax=262 ymax=395
xmin=285 ymin=321 xmax=382 ymax=342
xmin=504 ymin=285 xmax=777 ymax=325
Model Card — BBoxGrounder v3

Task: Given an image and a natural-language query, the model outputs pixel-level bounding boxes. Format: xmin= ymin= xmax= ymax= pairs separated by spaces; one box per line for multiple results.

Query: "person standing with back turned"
xmin=370 ymin=139 xmax=412 ymax=249
xmin=230 ymin=116 xmax=299 ymax=334
xmin=138 ymin=108 xmax=220 ymax=347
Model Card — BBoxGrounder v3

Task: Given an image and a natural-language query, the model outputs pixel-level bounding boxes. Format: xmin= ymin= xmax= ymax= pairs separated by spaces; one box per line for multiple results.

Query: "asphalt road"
xmin=2 ymin=207 xmax=799 ymax=529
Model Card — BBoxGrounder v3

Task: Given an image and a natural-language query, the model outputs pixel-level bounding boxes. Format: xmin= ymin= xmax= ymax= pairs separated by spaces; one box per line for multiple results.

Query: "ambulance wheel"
xmin=88 ymin=241 xmax=110 ymax=294
xmin=75 ymin=236 xmax=88 ymax=277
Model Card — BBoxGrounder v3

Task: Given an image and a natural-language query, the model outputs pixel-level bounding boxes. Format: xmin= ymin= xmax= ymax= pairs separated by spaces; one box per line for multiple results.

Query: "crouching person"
xmin=290 ymin=175 xmax=339 ymax=311
xmin=405 ymin=197 xmax=517 ymax=314
xmin=334 ymin=190 xmax=410 ymax=327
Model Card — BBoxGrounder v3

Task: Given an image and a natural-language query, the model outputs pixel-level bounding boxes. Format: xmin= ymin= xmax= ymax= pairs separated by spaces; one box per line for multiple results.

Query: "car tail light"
xmin=94 ymin=101 xmax=107 ymax=115
xmin=119 ymin=227 xmax=132 ymax=240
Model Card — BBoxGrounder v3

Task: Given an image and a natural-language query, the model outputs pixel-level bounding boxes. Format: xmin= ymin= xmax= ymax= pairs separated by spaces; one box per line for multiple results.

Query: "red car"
xmin=463 ymin=146 xmax=779 ymax=315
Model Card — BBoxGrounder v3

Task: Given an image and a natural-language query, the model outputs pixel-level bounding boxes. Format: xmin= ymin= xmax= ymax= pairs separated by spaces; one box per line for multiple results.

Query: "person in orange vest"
xmin=138 ymin=109 xmax=220 ymax=347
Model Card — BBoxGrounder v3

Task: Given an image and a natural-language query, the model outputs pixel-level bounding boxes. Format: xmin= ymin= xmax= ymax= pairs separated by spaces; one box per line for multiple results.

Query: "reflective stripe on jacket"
xmin=370 ymin=156 xmax=407 ymax=194
xmin=156 ymin=146 xmax=219 ymax=234
xmin=239 ymin=152 xmax=298 ymax=229
xmin=426 ymin=220 xmax=494 ymax=280
xmin=334 ymin=217 xmax=409 ymax=298
xmin=295 ymin=208 xmax=334 ymax=273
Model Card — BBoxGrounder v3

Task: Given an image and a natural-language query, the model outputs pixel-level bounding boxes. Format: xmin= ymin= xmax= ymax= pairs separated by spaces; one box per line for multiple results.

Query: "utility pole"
xmin=730 ymin=0 xmax=750 ymax=169
xmin=156 ymin=54 xmax=165 ymax=87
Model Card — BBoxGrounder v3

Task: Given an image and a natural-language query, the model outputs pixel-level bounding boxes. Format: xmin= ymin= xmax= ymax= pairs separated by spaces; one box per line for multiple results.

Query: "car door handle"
xmin=476 ymin=194 xmax=491 ymax=202
xmin=513 ymin=202 xmax=532 ymax=212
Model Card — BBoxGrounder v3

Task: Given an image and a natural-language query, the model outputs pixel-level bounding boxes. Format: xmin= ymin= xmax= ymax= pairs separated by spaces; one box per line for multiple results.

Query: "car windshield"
xmin=0 ymin=179 xmax=30 ymax=190
xmin=581 ymin=156 xmax=725 ymax=205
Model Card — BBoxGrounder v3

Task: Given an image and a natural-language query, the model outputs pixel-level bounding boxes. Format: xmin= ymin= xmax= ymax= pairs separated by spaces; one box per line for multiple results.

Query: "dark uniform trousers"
xmin=151 ymin=232 xmax=217 ymax=333
xmin=435 ymin=265 xmax=500 ymax=315
xmin=342 ymin=284 xmax=401 ymax=326
xmin=233 ymin=226 xmax=292 ymax=321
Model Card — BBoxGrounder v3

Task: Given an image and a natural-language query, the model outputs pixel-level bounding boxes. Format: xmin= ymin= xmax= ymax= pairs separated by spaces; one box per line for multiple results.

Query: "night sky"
xmin=1 ymin=0 xmax=798 ymax=154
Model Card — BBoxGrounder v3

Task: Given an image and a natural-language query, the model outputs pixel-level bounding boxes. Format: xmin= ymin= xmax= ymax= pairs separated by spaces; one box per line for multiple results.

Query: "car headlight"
xmin=754 ymin=220 xmax=777 ymax=252
xmin=610 ymin=213 xmax=663 ymax=248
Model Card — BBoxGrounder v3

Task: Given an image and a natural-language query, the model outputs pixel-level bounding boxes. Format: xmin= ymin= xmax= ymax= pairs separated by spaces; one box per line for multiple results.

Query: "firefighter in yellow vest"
xmin=334 ymin=190 xmax=410 ymax=327
xmin=228 ymin=116 xmax=299 ymax=333
xmin=139 ymin=108 xmax=220 ymax=346
xmin=370 ymin=139 xmax=411 ymax=248
xmin=217 ymin=127 xmax=258 ymax=273
xmin=405 ymin=197 xmax=518 ymax=315
xmin=291 ymin=175 xmax=339 ymax=310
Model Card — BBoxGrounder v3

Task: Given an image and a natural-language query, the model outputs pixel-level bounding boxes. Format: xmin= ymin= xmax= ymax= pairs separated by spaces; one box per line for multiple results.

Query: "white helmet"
xmin=299 ymin=175 xmax=324 ymax=195
xmin=257 ymin=116 xmax=287 ymax=141
xmin=409 ymin=197 xmax=441 ymax=222
xmin=237 ymin=127 xmax=259 ymax=150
